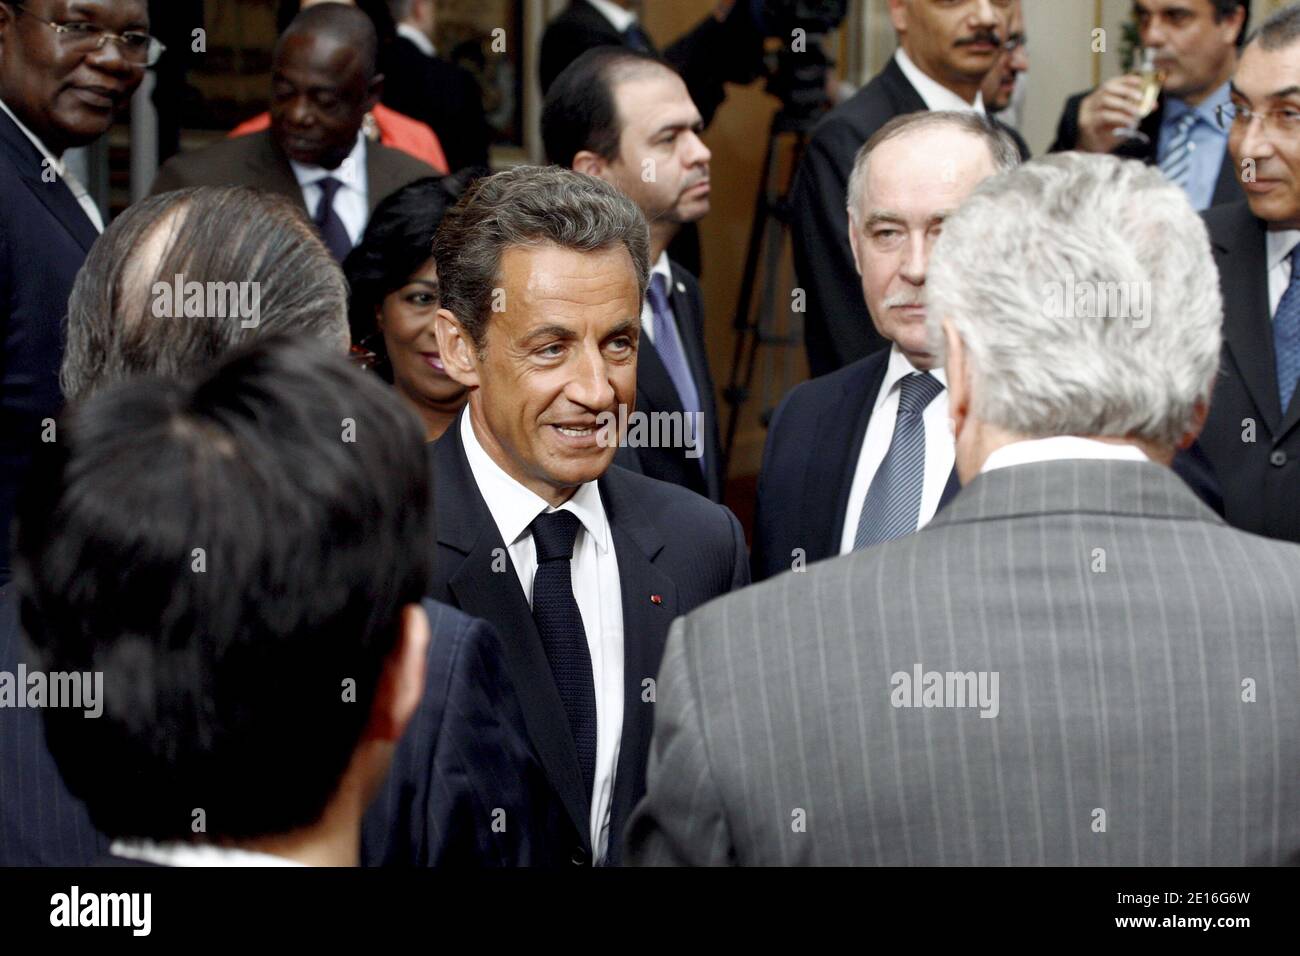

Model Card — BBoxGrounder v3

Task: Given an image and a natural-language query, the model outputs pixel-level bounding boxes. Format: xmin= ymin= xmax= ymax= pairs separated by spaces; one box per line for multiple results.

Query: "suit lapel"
xmin=1211 ymin=144 xmax=1241 ymax=207
xmin=938 ymin=467 xmax=961 ymax=509
xmin=0 ymin=112 xmax=99 ymax=252
xmin=432 ymin=423 xmax=591 ymax=845
xmin=879 ymin=57 xmax=928 ymax=114
xmin=1213 ymin=204 xmax=1279 ymax=433
xmin=246 ymin=132 xmax=309 ymax=212
xmin=808 ymin=353 xmax=889 ymax=559
xmin=667 ymin=262 xmax=723 ymax=497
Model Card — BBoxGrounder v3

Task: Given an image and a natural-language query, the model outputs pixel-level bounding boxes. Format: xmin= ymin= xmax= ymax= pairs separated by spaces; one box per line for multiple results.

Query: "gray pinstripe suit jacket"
xmin=626 ymin=459 xmax=1300 ymax=865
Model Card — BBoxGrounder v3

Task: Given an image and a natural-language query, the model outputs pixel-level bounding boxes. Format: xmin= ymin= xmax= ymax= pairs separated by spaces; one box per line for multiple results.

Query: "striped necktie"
xmin=1158 ymin=110 xmax=1199 ymax=192
xmin=1275 ymin=242 xmax=1300 ymax=415
xmin=853 ymin=372 xmax=944 ymax=550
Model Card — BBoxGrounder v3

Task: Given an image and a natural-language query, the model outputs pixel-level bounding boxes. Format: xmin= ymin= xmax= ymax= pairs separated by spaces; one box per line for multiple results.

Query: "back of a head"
xmin=542 ymin=46 xmax=675 ymax=168
xmin=1246 ymin=2 xmax=1300 ymax=51
xmin=434 ymin=165 xmax=650 ymax=350
xmin=62 ymin=186 xmax=350 ymax=401
xmin=16 ymin=335 xmax=431 ymax=843
xmin=927 ymin=153 xmax=1223 ymax=451
xmin=277 ymin=1 xmax=380 ymax=78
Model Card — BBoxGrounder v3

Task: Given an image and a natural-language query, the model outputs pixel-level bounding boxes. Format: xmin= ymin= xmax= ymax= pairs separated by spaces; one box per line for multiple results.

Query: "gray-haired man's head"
xmin=926 ymin=152 xmax=1223 ymax=481
xmin=432 ymin=165 xmax=649 ymax=508
xmin=62 ymin=186 xmax=349 ymax=401
xmin=844 ymin=110 xmax=1022 ymax=370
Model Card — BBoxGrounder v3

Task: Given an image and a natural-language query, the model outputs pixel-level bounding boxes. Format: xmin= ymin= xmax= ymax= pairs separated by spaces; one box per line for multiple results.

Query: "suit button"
xmin=570 ymin=848 xmax=588 ymax=866
xmin=1270 ymin=450 xmax=1288 ymax=467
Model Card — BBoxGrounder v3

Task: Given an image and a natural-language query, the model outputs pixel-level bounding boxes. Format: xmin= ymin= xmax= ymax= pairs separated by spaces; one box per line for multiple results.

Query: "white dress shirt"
xmin=110 ymin=839 xmax=305 ymax=867
xmin=839 ymin=347 xmax=954 ymax=554
xmin=981 ymin=436 xmax=1150 ymax=475
xmin=587 ymin=0 xmax=638 ymax=33
xmin=288 ymin=131 xmax=369 ymax=246
xmin=460 ymin=412 xmax=625 ymax=863
xmin=893 ymin=48 xmax=986 ymax=114
xmin=638 ymin=250 xmax=678 ymax=344
xmin=396 ymin=21 xmax=436 ymax=58
xmin=1267 ymin=229 xmax=1300 ymax=319
xmin=0 ymin=97 xmax=104 ymax=233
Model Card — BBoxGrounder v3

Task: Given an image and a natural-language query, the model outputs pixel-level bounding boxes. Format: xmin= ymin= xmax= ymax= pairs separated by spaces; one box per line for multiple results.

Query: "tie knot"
xmin=316 ymin=176 xmax=342 ymax=202
xmin=647 ymin=272 xmax=670 ymax=309
xmin=898 ymin=372 xmax=943 ymax=415
xmin=531 ymin=509 xmax=582 ymax=562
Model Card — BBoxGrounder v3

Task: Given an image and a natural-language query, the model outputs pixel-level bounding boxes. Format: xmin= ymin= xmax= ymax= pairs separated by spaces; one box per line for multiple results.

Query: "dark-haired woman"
xmin=344 ymin=173 xmax=478 ymax=441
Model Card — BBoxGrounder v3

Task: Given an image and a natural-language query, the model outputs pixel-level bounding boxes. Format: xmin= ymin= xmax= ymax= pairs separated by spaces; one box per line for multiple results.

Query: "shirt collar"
xmin=1266 ymin=228 xmax=1300 ymax=272
xmin=587 ymin=0 xmax=638 ymax=34
xmin=893 ymin=48 xmax=985 ymax=114
xmin=650 ymin=250 xmax=673 ymax=288
xmin=0 ymin=97 xmax=65 ymax=172
xmin=1164 ymin=80 xmax=1230 ymax=132
xmin=981 ymin=436 xmax=1150 ymax=475
xmin=396 ymin=22 xmax=437 ymax=58
xmin=110 ymin=839 xmax=306 ymax=867
xmin=460 ymin=410 xmax=611 ymax=554
xmin=288 ymin=131 xmax=367 ymax=190
xmin=879 ymin=343 xmax=948 ymax=405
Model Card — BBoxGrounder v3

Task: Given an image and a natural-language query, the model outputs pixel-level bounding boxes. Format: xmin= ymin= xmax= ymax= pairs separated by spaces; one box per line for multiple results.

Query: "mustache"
xmin=956 ymin=28 xmax=1001 ymax=47
xmin=883 ymin=294 xmax=926 ymax=310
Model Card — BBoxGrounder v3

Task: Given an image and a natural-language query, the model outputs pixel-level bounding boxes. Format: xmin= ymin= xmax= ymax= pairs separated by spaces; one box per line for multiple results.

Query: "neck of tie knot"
xmin=317 ymin=176 xmax=342 ymax=201
xmin=898 ymin=372 xmax=943 ymax=415
xmin=647 ymin=272 xmax=670 ymax=311
xmin=531 ymin=510 xmax=581 ymax=562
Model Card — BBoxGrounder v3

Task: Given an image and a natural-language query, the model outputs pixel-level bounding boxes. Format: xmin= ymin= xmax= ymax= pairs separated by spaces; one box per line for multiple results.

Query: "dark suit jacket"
xmin=752 ymin=348 xmax=959 ymax=582
xmin=0 ymin=109 xmax=101 ymax=586
xmin=427 ymin=416 xmax=749 ymax=864
xmin=1197 ymin=200 xmax=1300 ymax=542
xmin=1049 ymin=90 xmax=1241 ymax=209
xmin=149 ymin=129 xmax=437 ymax=218
xmin=382 ymin=36 xmax=490 ymax=173
xmin=790 ymin=57 xmax=1031 ymax=377
xmin=0 ymin=584 xmax=548 ymax=868
xmin=613 ymin=260 xmax=722 ymax=502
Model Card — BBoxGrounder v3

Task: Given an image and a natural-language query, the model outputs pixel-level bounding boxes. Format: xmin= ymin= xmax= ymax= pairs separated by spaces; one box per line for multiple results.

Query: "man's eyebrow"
xmin=67 ymin=1 xmax=148 ymax=29
xmin=864 ymin=211 xmax=906 ymax=228
xmin=1268 ymin=85 xmax=1300 ymax=100
xmin=651 ymin=117 xmax=703 ymax=137
xmin=604 ymin=319 xmax=638 ymax=339
xmin=520 ymin=324 xmax=578 ymax=345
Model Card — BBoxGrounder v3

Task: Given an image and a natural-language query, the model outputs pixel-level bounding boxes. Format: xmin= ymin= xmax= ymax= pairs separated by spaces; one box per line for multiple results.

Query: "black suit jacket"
xmin=149 ymin=129 xmax=437 ymax=217
xmin=0 ymin=583 xmax=548 ymax=867
xmin=382 ymin=36 xmax=491 ymax=173
xmin=427 ymin=416 xmax=749 ymax=864
xmin=0 ymin=109 xmax=101 ymax=586
xmin=752 ymin=348 xmax=960 ymax=582
xmin=614 ymin=260 xmax=722 ymax=501
xmin=1197 ymin=201 xmax=1300 ymax=542
xmin=1049 ymin=89 xmax=1242 ymax=209
xmin=790 ymin=57 xmax=1032 ymax=378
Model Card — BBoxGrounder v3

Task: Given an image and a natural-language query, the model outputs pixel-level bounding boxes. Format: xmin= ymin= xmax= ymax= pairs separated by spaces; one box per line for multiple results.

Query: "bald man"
xmin=150 ymin=3 xmax=435 ymax=260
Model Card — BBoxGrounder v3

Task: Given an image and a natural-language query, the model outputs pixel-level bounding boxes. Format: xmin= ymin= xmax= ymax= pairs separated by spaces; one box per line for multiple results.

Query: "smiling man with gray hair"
xmin=627 ymin=152 xmax=1300 ymax=866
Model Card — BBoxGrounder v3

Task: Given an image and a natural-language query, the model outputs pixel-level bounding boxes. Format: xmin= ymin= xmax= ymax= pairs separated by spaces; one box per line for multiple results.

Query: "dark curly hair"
xmin=342 ymin=170 xmax=483 ymax=380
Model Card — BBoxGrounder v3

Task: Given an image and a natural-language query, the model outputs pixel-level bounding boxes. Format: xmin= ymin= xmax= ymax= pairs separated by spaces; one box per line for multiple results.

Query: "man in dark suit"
xmin=1048 ymin=0 xmax=1248 ymax=211
xmin=1197 ymin=6 xmax=1300 ymax=542
xmin=430 ymin=166 xmax=749 ymax=865
xmin=150 ymin=3 xmax=435 ymax=261
xmin=543 ymin=48 xmax=722 ymax=501
xmin=0 ymin=0 xmax=150 ymax=586
xmin=790 ymin=0 xmax=1031 ymax=377
xmin=629 ymin=153 xmax=1300 ymax=867
xmin=755 ymin=112 xmax=1018 ymax=582
xmin=382 ymin=0 xmax=489 ymax=172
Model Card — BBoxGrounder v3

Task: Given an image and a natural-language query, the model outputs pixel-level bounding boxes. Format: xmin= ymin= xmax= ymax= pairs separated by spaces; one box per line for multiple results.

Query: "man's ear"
xmin=1178 ymin=398 xmax=1210 ymax=450
xmin=847 ymin=218 xmax=864 ymax=278
xmin=886 ymin=0 xmax=909 ymax=35
xmin=364 ymin=604 xmax=430 ymax=744
xmin=943 ymin=319 xmax=969 ymax=438
xmin=365 ymin=74 xmax=384 ymax=113
xmin=572 ymin=150 xmax=609 ymax=179
xmin=434 ymin=307 xmax=482 ymax=388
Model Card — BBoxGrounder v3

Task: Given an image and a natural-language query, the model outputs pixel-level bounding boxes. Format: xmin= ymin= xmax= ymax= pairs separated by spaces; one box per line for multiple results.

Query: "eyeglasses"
xmin=1216 ymin=103 xmax=1300 ymax=135
xmin=12 ymin=5 xmax=165 ymax=67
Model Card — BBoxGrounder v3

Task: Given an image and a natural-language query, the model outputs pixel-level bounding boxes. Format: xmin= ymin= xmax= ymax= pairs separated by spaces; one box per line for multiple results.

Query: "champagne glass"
xmin=1114 ymin=48 xmax=1165 ymax=144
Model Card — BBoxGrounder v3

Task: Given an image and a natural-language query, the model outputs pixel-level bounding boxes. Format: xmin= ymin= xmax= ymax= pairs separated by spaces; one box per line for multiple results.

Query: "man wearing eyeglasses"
xmin=1198 ymin=3 xmax=1300 ymax=543
xmin=1050 ymin=0 xmax=1249 ymax=212
xmin=0 ymin=0 xmax=152 ymax=587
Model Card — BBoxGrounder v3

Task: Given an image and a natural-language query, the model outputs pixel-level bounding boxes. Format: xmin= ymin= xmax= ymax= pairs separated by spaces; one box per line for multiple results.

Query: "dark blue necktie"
xmin=1275 ymin=243 xmax=1300 ymax=414
xmin=530 ymin=510 xmax=597 ymax=803
xmin=623 ymin=23 xmax=652 ymax=52
xmin=312 ymin=176 xmax=352 ymax=262
xmin=853 ymin=372 xmax=944 ymax=550
xmin=646 ymin=273 xmax=704 ymax=469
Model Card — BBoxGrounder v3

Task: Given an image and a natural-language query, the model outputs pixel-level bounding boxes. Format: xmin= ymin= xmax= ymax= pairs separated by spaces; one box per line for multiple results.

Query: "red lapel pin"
xmin=650 ymin=594 xmax=663 ymax=605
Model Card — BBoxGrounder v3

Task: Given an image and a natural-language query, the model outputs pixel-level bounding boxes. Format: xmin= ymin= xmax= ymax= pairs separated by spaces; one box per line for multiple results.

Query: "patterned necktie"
xmin=1158 ymin=110 xmax=1198 ymax=192
xmin=853 ymin=372 xmax=945 ymax=550
xmin=530 ymin=510 xmax=597 ymax=803
xmin=1275 ymin=243 xmax=1300 ymax=415
xmin=646 ymin=272 xmax=704 ymax=468
xmin=313 ymin=176 xmax=352 ymax=262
